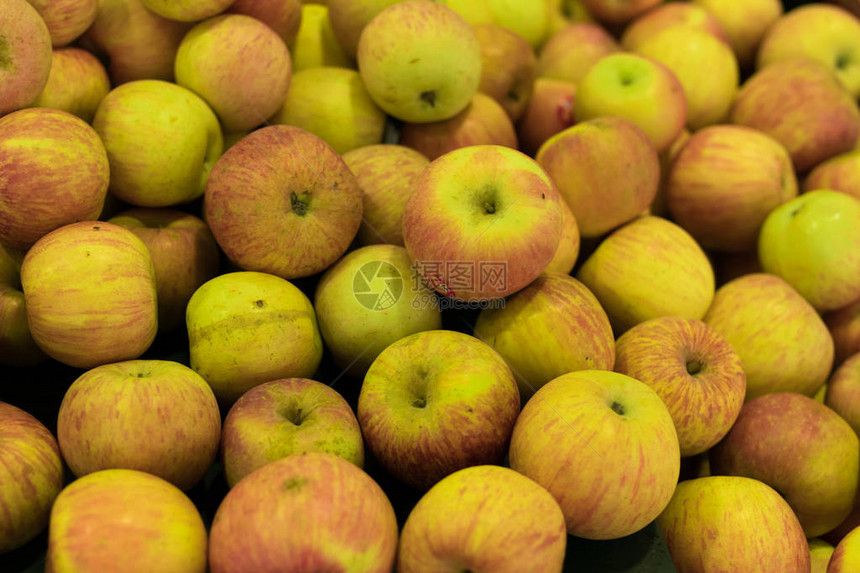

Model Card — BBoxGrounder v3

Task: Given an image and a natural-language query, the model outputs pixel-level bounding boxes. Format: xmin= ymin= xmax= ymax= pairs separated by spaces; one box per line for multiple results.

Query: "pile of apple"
xmin=4 ymin=0 xmax=860 ymax=571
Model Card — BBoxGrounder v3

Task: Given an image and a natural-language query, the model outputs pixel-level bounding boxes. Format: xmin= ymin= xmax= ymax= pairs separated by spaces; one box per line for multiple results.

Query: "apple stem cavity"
xmin=290 ymin=192 xmax=310 ymax=217
xmin=686 ymin=359 xmax=704 ymax=376
xmin=419 ymin=90 xmax=437 ymax=108
xmin=610 ymin=401 xmax=625 ymax=416
xmin=412 ymin=397 xmax=427 ymax=409
xmin=836 ymin=52 xmax=851 ymax=70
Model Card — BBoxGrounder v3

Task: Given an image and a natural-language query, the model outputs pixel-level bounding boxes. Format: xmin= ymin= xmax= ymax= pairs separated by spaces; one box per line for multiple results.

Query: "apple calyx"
xmin=290 ymin=192 xmax=310 ymax=217
xmin=420 ymin=90 xmax=437 ymax=108
xmin=412 ymin=397 xmax=427 ymax=409
xmin=280 ymin=403 xmax=305 ymax=426
xmin=610 ymin=400 xmax=625 ymax=416
xmin=685 ymin=359 xmax=704 ymax=376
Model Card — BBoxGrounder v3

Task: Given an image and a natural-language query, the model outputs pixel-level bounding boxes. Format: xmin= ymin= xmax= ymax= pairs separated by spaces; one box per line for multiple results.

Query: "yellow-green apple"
xmin=484 ymin=0 xmax=550 ymax=49
xmin=472 ymin=23 xmax=537 ymax=122
xmin=0 ymin=244 xmax=45 ymax=365
xmin=141 ymin=0 xmax=233 ymax=22
xmin=0 ymin=108 xmax=109 ymax=249
xmin=509 ymin=369 xmax=680 ymax=539
xmin=314 ymin=244 xmax=442 ymax=378
xmin=326 ymin=0 xmax=403 ymax=60
xmin=108 ymin=208 xmax=221 ymax=333
xmin=94 ymin=80 xmax=223 ymax=208
xmin=57 ymin=359 xmax=221 ymax=491
xmin=830 ymin=525 xmax=860 ymax=572
xmin=46 ymin=469 xmax=208 ymax=573
xmin=730 ymin=58 xmax=860 ymax=173
xmin=82 ymin=0 xmax=190 ymax=85
xmin=399 ymin=93 xmax=518 ymax=161
xmin=0 ymin=402 xmax=63 ymax=555
xmin=21 ymin=221 xmax=157 ymax=368
xmin=0 ymin=0 xmax=52 ymax=116
xmin=269 ymin=66 xmax=386 ymax=154
xmin=175 ymin=14 xmax=292 ymax=132
xmin=473 ymin=272 xmax=615 ymax=400
xmin=357 ymin=330 xmax=520 ymax=490
xmin=537 ymin=117 xmax=659 ymax=238
xmin=546 ymin=0 xmax=594 ymax=36
xmin=805 ymin=150 xmax=860 ymax=201
xmin=536 ymin=22 xmax=619 ymax=85
xmin=186 ymin=271 xmax=323 ymax=405
xmin=573 ymin=53 xmax=687 ymax=153
xmin=666 ymin=125 xmax=798 ymax=253
xmin=402 ymin=145 xmax=563 ymax=301
xmin=227 ymin=0 xmax=302 ymax=47
xmin=205 ymin=125 xmax=363 ymax=279
xmin=581 ymin=0 xmax=662 ymax=26
xmin=357 ymin=1 xmax=481 ymax=123
xmin=397 ymin=465 xmax=567 ymax=573
xmin=221 ymin=378 xmax=364 ymax=488
xmin=435 ymin=0 xmax=494 ymax=25
xmin=515 ymin=77 xmax=576 ymax=157
xmin=544 ymin=197 xmax=580 ymax=274
xmin=208 ymin=453 xmax=398 ymax=573
xmin=26 ymin=0 xmax=96 ymax=47
xmin=290 ymin=3 xmax=352 ymax=71
xmin=827 ymin=352 xmax=860 ymax=437
xmin=758 ymin=190 xmax=860 ymax=312
xmin=692 ymin=0 xmax=783 ymax=70
xmin=710 ymin=392 xmax=860 ymax=537
xmin=576 ymin=215 xmax=715 ymax=334
xmin=757 ymin=4 xmax=860 ymax=98
xmin=31 ymin=47 xmax=110 ymax=122
xmin=620 ymin=2 xmax=728 ymax=51
xmin=826 ymin=298 xmax=860 ymax=367
xmin=342 ymin=144 xmax=429 ymax=247
xmin=634 ymin=27 xmax=738 ymax=130
xmin=651 ymin=126 xmax=690 ymax=218
xmin=614 ymin=316 xmax=746 ymax=457
xmin=811 ymin=539 xmax=836 ymax=573
xmin=657 ymin=476 xmax=810 ymax=573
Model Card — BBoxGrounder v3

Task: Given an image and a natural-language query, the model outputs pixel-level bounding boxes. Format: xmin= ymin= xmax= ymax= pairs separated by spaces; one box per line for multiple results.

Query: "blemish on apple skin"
xmin=254 ymin=299 xmax=266 ymax=308
xmin=282 ymin=477 xmax=307 ymax=492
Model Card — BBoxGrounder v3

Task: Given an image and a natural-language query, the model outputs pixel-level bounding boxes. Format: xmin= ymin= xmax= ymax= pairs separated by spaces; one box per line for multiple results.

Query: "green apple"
xmin=0 ymin=0 xmax=52 ymax=116
xmin=620 ymin=2 xmax=728 ymax=51
xmin=290 ymin=3 xmax=353 ymax=71
xmin=27 ymin=0 xmax=96 ymax=47
xmin=141 ymin=0 xmax=234 ymax=22
xmin=327 ymin=0 xmax=403 ymax=60
xmin=693 ymin=0 xmax=783 ymax=69
xmin=227 ymin=0 xmax=303 ymax=47
xmin=515 ymin=77 xmax=577 ymax=157
xmin=537 ymin=22 xmax=619 ymax=86
xmin=472 ymin=22 xmax=537 ymax=122
xmin=830 ymin=525 xmax=860 ymax=572
xmin=31 ymin=47 xmax=110 ymax=123
xmin=805 ymin=150 xmax=860 ymax=201
xmin=826 ymin=352 xmax=860 ymax=437
xmin=0 ymin=243 xmax=45 ymax=366
xmin=484 ymin=0 xmax=550 ymax=49
xmin=825 ymin=298 xmax=860 ymax=368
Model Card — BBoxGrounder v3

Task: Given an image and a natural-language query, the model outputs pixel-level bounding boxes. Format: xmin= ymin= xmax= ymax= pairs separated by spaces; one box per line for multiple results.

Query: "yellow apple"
xmin=693 ymin=0 xmax=783 ymax=70
xmin=290 ymin=3 xmax=353 ymax=71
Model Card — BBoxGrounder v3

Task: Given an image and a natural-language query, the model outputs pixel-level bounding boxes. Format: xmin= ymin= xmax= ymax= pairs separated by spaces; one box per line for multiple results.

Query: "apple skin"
xmin=825 ymin=298 xmax=860 ymax=368
xmin=175 ymin=14 xmax=292 ymax=132
xmin=0 ymin=108 xmax=109 ymax=250
xmin=614 ymin=316 xmax=746 ymax=457
xmin=209 ymin=453 xmax=398 ymax=573
xmin=402 ymin=145 xmax=563 ymax=302
xmin=544 ymin=196 xmax=580 ymax=274
xmin=576 ymin=215 xmax=715 ymax=334
xmin=830 ymin=525 xmax=860 ymax=572
xmin=326 ymin=0 xmax=403 ymax=60
xmin=399 ymin=92 xmax=518 ymax=161
xmin=580 ymin=0 xmax=662 ymax=26
xmin=46 ymin=469 xmax=208 ymax=573
xmin=227 ymin=0 xmax=303 ymax=47
xmin=31 ymin=47 xmax=111 ymax=123
xmin=291 ymin=3 xmax=353 ymax=71
xmin=805 ymin=150 xmax=860 ymax=201
xmin=620 ymin=3 xmax=728 ymax=51
xmin=537 ymin=22 xmax=619 ymax=85
xmin=472 ymin=22 xmax=537 ymax=122
xmin=0 ymin=402 xmax=64 ymax=555
xmin=205 ymin=125 xmax=363 ymax=280
xmin=657 ymin=476 xmax=811 ymax=573
xmin=108 ymin=208 xmax=221 ymax=333
xmin=545 ymin=0 xmax=594 ymax=36
xmin=474 ymin=272 xmax=615 ymax=400
xmin=826 ymin=352 xmax=860 ymax=437
xmin=0 ymin=0 xmax=52 ymax=116
xmin=692 ymin=0 xmax=783 ymax=70
xmin=0 ymin=244 xmax=46 ymax=366
xmin=357 ymin=1 xmax=482 ymax=123
xmin=397 ymin=465 xmax=567 ymax=573
xmin=651 ymin=126 xmax=690 ymax=218
xmin=484 ymin=0 xmax=549 ymax=49
xmin=21 ymin=221 xmax=158 ymax=369
xmin=758 ymin=190 xmax=860 ymax=312
xmin=810 ymin=539 xmax=836 ymax=573
xmin=269 ymin=66 xmax=387 ymax=154
xmin=141 ymin=0 xmax=234 ymax=22
xmin=221 ymin=378 xmax=365 ymax=488
xmin=510 ymin=369 xmax=680 ymax=540
xmin=730 ymin=58 xmax=860 ymax=174
xmin=515 ymin=77 xmax=577 ymax=158
xmin=341 ymin=144 xmax=429 ymax=247
xmin=358 ymin=330 xmax=521 ymax=491
xmin=26 ymin=0 xmax=97 ymax=47
xmin=314 ymin=244 xmax=442 ymax=378
xmin=666 ymin=124 xmax=798 ymax=253
xmin=710 ymin=392 xmax=860 ymax=538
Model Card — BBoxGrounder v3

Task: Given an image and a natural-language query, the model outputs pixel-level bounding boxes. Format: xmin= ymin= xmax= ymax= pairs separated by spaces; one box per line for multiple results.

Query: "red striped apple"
xmin=805 ymin=150 xmax=860 ymax=201
xmin=826 ymin=352 xmax=860 ymax=437
xmin=620 ymin=3 xmax=728 ymax=51
xmin=0 ymin=243 xmax=45 ymax=365
xmin=142 ymin=0 xmax=233 ymax=22
xmin=227 ymin=0 xmax=302 ymax=46
xmin=544 ymin=197 xmax=580 ymax=274
xmin=581 ymin=0 xmax=662 ymax=26
xmin=31 ymin=47 xmax=111 ymax=123
xmin=26 ymin=0 xmax=96 ymax=47
xmin=537 ymin=22 xmax=619 ymax=85
xmin=826 ymin=298 xmax=860 ymax=368
xmin=472 ymin=22 xmax=537 ymax=122
xmin=516 ymin=77 xmax=577 ymax=157
xmin=326 ymin=0 xmax=403 ymax=60
xmin=0 ymin=0 xmax=52 ymax=116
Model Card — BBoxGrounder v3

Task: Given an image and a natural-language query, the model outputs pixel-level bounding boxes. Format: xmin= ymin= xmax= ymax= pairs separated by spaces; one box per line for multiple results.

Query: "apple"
xmin=472 ymin=22 xmax=537 ymax=122
xmin=710 ymin=392 xmax=860 ymax=537
xmin=402 ymin=145 xmax=563 ymax=301
xmin=0 ymin=0 xmax=52 ymax=116
xmin=26 ymin=0 xmax=97 ymax=47
xmin=614 ymin=316 xmax=746 ymax=457
xmin=0 ymin=108 xmax=109 ymax=250
xmin=826 ymin=298 xmax=860 ymax=368
xmin=757 ymin=4 xmax=860 ymax=98
xmin=30 ymin=47 xmax=111 ymax=123
xmin=107 ymin=208 xmax=221 ymax=333
xmin=576 ymin=215 xmax=715 ymax=334
xmin=46 ymin=469 xmax=208 ymax=573
xmin=546 ymin=0 xmax=594 ymax=36
xmin=175 ymin=14 xmax=292 ymax=132
xmin=186 ymin=271 xmax=323 ymax=406
xmin=326 ymin=0 xmax=403 ymax=60
xmin=580 ymin=0 xmax=662 ymax=26
xmin=209 ymin=453 xmax=398 ymax=573
xmin=515 ymin=77 xmax=576 ymax=157
xmin=692 ymin=0 xmax=783 ymax=70
xmin=620 ymin=3 xmax=728 ymax=51
xmin=544 ymin=196 xmax=580 ymax=274
xmin=341 ymin=144 xmax=429 ymax=247
xmin=290 ymin=3 xmax=352 ymax=71
xmin=650 ymin=126 xmax=690 ymax=218
xmin=94 ymin=80 xmax=223 ymax=208
xmin=573 ymin=52 xmax=687 ymax=153
xmin=509 ymin=369 xmax=680 ymax=539
xmin=826 ymin=352 xmax=860 ymax=437
xmin=0 ymin=244 xmax=45 ymax=366
xmin=357 ymin=1 xmax=481 ymax=123
xmin=805 ymin=150 xmax=860 ymax=201
xmin=536 ymin=22 xmax=619 ymax=86
xmin=357 ymin=329 xmax=520 ymax=490
xmin=759 ymin=190 xmax=860 ymax=312
xmin=221 ymin=378 xmax=364 ymax=488
xmin=483 ymin=0 xmax=550 ymax=50
xmin=399 ymin=92 xmax=518 ymax=161
xmin=473 ymin=272 xmax=615 ymax=400
xmin=830 ymin=525 xmax=860 ymax=572
xmin=227 ymin=0 xmax=303 ymax=47
xmin=141 ymin=0 xmax=234 ymax=22
xmin=314 ymin=244 xmax=442 ymax=378
xmin=666 ymin=124 xmax=798 ymax=253
xmin=397 ymin=465 xmax=567 ymax=573
xmin=269 ymin=66 xmax=386 ymax=154
xmin=205 ymin=125 xmax=363 ymax=279
xmin=657 ymin=476 xmax=810 ymax=573
xmin=435 ymin=0 xmax=494 ymax=25
xmin=810 ymin=539 xmax=836 ymax=573
xmin=730 ymin=58 xmax=860 ymax=174
xmin=0 ymin=402 xmax=63 ymax=555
